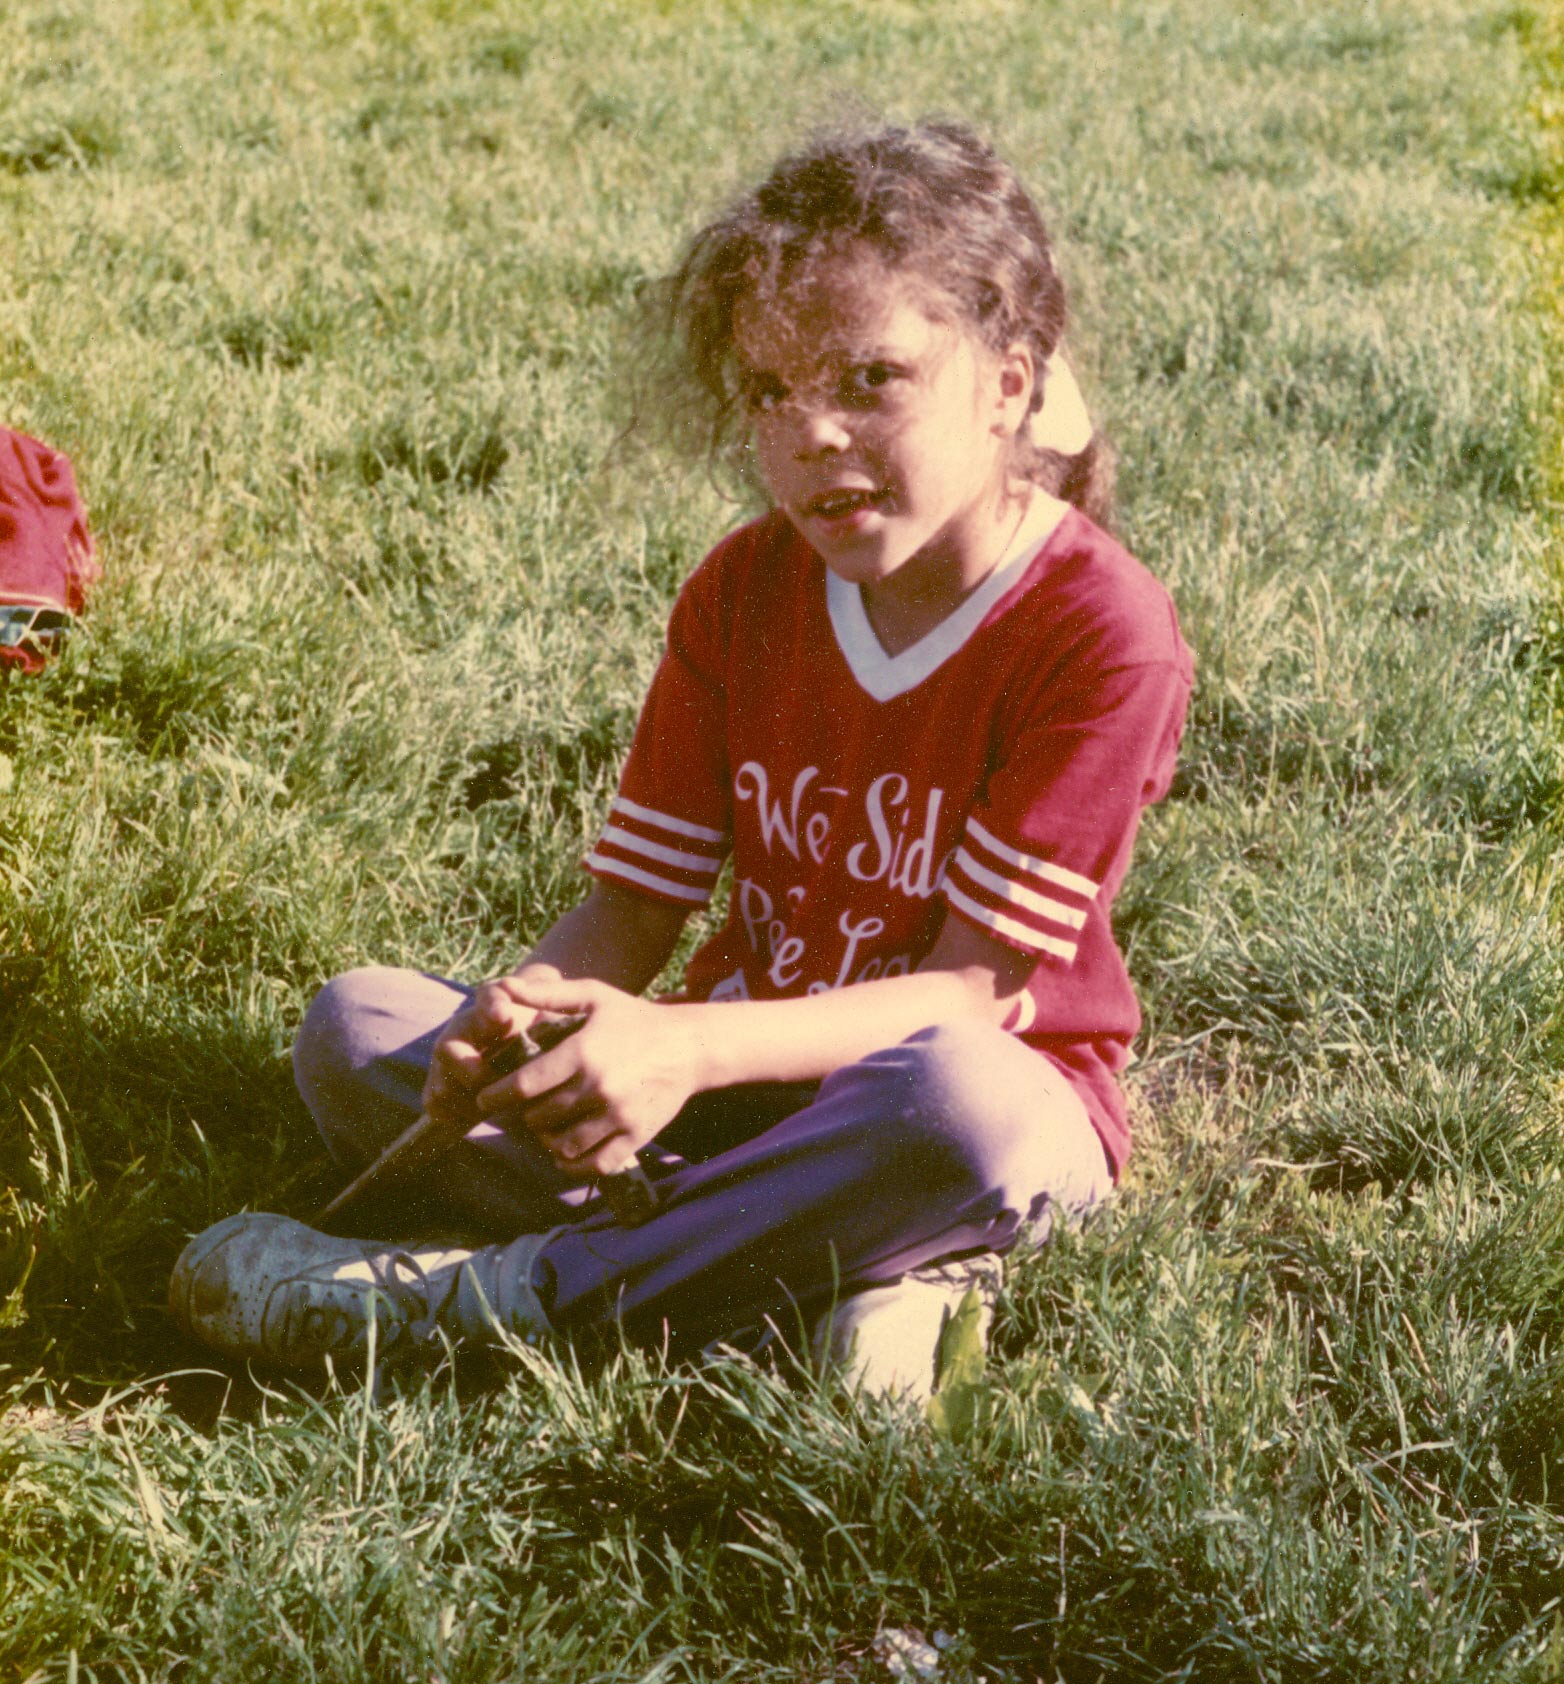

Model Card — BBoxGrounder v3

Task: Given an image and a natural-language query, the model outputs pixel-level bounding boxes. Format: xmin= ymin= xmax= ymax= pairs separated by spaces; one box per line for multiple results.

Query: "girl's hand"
xmin=422 ymin=966 xmax=563 ymax=1132
xmin=472 ymin=975 xmax=702 ymax=1178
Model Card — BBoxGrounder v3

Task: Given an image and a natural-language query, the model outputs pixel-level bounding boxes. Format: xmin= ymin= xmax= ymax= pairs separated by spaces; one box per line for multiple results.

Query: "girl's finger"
xmin=434 ymin=1035 xmax=493 ymax=1084
xmin=457 ymin=981 xmax=542 ymax=1049
xmin=474 ymin=1035 xmax=584 ymax=1114
xmin=423 ymin=1037 xmax=490 ymax=1115
xmin=503 ymin=974 xmax=608 ymax=1018
xmin=515 ymin=1076 xmax=599 ymax=1139
xmin=461 ymin=986 xmax=519 ymax=1035
xmin=545 ymin=1113 xmax=621 ymax=1169
xmin=492 ymin=963 xmax=561 ymax=1003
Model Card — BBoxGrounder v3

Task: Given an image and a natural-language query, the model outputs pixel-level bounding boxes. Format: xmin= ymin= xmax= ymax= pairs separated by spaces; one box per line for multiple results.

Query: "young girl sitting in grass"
xmin=171 ymin=118 xmax=1193 ymax=1400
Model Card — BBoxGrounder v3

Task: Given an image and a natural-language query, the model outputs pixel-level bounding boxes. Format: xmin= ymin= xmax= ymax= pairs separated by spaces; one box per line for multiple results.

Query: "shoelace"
xmin=374 ymin=1247 xmax=462 ymax=1349
xmin=266 ymin=1246 xmax=463 ymax=1363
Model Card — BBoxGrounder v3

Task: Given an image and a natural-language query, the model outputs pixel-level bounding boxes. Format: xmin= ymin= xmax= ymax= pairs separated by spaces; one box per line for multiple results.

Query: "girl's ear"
xmin=991 ymin=341 xmax=1036 ymax=437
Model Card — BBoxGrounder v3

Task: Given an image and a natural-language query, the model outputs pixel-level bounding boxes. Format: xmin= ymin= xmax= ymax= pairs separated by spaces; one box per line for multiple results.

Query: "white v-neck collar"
xmin=825 ymin=494 xmax=1070 ymax=702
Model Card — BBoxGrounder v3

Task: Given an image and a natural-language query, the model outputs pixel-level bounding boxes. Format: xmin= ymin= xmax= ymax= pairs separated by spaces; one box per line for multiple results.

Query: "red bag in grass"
xmin=0 ymin=427 xmax=97 ymax=672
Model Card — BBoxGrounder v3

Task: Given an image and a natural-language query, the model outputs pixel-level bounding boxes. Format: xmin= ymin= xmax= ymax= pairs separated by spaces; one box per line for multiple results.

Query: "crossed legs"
xmin=293 ymin=966 xmax=1114 ymax=1360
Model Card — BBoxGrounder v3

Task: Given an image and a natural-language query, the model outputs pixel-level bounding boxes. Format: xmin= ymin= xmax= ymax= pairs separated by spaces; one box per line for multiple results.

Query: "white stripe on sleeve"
xmin=613 ymin=796 xmax=728 ymax=846
xmin=600 ymin=824 xmax=723 ymax=876
xmin=965 ymin=816 xmax=1099 ymax=900
xmin=944 ymin=880 xmax=1080 ymax=962
xmin=585 ymin=852 xmax=713 ymax=903
xmin=950 ymin=847 xmax=1088 ymax=930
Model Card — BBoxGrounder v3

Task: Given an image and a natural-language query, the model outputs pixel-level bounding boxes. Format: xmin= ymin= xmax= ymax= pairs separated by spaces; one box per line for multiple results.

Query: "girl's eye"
xmin=742 ymin=373 xmax=788 ymax=415
xmin=841 ymin=363 xmax=899 ymax=405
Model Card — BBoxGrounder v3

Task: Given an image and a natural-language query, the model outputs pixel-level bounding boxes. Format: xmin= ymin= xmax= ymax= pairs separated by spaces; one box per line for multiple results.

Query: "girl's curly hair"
xmin=646 ymin=118 xmax=1113 ymax=526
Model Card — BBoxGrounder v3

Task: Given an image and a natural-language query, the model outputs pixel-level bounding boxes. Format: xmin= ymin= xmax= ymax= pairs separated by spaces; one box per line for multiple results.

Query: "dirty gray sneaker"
xmin=811 ymin=1253 xmax=1003 ymax=1404
xmin=168 ymin=1213 xmax=551 ymax=1370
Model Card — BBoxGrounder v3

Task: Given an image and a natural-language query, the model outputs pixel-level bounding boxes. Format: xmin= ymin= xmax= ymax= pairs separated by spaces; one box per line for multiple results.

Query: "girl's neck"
xmin=861 ymin=484 xmax=1038 ymax=658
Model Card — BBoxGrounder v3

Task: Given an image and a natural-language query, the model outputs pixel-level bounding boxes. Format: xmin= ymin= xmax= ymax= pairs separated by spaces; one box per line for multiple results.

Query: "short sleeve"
xmin=941 ymin=654 xmax=1191 ymax=963
xmin=584 ymin=547 xmax=736 ymax=907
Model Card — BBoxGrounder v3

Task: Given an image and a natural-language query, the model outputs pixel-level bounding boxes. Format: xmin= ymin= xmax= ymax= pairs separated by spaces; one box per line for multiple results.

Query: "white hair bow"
xmin=1030 ymin=350 xmax=1093 ymax=455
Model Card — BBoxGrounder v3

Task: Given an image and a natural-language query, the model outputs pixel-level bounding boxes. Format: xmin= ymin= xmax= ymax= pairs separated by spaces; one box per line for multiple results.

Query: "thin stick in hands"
xmin=312 ymin=1016 xmax=584 ymax=1229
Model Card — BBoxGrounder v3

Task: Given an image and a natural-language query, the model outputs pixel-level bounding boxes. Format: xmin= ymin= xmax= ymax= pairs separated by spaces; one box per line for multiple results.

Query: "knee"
xmin=294 ymin=967 xmax=391 ymax=1094
xmin=292 ymin=966 xmax=455 ymax=1103
xmin=292 ymin=965 xmax=468 ymax=1163
xmin=853 ymin=1021 xmax=1093 ymax=1198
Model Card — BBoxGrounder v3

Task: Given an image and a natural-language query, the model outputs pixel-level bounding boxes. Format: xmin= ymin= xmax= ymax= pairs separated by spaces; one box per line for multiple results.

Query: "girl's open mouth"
xmin=806 ymin=488 xmax=886 ymax=522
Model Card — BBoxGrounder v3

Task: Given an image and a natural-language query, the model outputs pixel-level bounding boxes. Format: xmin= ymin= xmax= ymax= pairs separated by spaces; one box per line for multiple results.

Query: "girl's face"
xmin=734 ymin=256 xmax=1034 ymax=610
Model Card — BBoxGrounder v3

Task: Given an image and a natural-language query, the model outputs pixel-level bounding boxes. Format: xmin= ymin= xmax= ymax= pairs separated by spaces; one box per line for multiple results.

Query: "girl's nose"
xmin=788 ymin=402 xmax=853 ymax=458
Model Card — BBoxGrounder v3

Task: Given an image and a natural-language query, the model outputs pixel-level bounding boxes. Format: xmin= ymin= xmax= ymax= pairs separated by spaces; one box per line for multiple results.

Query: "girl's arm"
xmin=474 ymin=912 xmax=1033 ymax=1175
xmin=679 ymin=915 xmax=1033 ymax=1087
xmin=519 ymin=879 xmax=692 ymax=991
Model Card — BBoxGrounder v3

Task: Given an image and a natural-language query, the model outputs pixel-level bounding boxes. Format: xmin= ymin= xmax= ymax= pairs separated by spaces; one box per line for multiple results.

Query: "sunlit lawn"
xmin=1 ymin=1 xmax=1561 ymax=1678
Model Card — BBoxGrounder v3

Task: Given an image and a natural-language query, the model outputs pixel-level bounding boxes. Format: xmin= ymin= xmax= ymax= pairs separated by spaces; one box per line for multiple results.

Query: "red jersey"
xmin=586 ymin=502 xmax=1192 ymax=1174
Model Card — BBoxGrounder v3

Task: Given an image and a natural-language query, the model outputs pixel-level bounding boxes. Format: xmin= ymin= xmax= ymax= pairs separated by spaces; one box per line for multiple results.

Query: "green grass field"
xmin=2 ymin=0 xmax=1562 ymax=1677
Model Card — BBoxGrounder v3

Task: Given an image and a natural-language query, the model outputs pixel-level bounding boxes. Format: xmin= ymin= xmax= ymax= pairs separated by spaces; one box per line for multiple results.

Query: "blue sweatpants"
xmin=293 ymin=967 xmax=1113 ymax=1356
